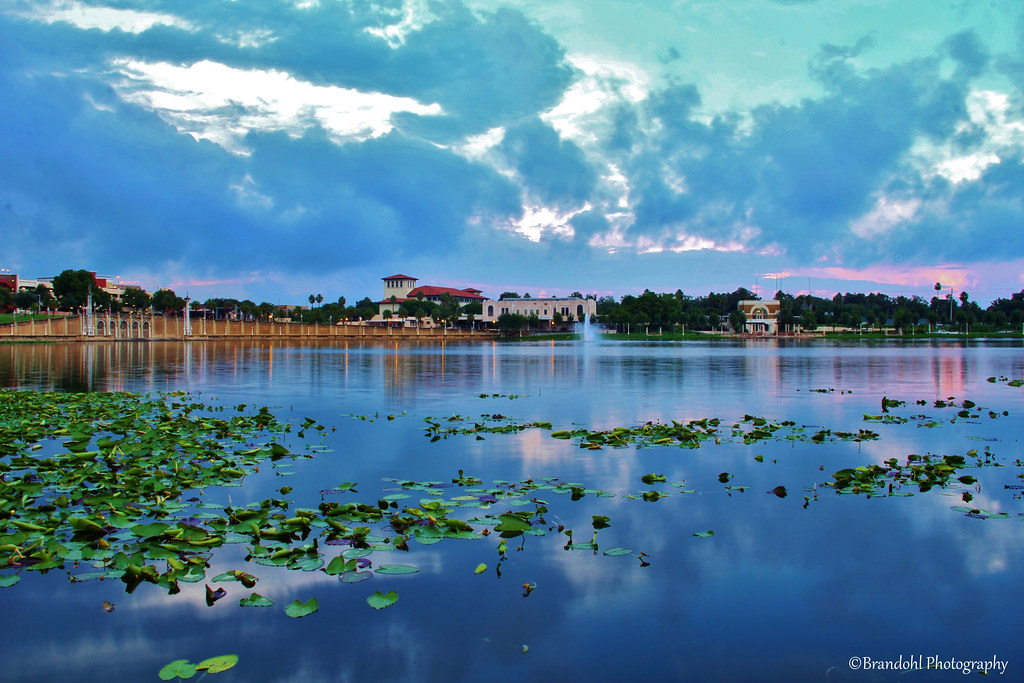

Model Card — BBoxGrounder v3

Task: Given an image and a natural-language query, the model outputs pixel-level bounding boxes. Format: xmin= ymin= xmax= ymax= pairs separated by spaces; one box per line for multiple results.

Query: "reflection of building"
xmin=738 ymin=299 xmax=780 ymax=334
xmin=376 ymin=274 xmax=486 ymax=317
xmin=479 ymin=296 xmax=597 ymax=323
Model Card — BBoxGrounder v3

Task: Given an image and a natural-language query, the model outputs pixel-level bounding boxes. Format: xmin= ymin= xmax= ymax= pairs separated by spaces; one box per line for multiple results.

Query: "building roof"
xmin=408 ymin=286 xmax=486 ymax=300
xmin=382 ymin=274 xmax=417 ymax=281
xmin=377 ymin=286 xmax=487 ymax=306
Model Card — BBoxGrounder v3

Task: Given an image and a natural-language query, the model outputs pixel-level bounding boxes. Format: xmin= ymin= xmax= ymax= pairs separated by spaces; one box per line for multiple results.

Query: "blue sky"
xmin=2 ymin=0 xmax=1023 ymax=306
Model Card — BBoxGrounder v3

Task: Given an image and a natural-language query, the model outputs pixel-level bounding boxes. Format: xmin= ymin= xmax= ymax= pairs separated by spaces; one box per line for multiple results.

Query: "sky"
xmin=2 ymin=0 xmax=1024 ymax=306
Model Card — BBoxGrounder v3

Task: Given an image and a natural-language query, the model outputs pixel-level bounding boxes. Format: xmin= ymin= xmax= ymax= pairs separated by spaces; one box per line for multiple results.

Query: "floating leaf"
xmin=367 ymin=590 xmax=399 ymax=609
xmin=603 ymin=547 xmax=633 ymax=556
xmin=239 ymin=593 xmax=274 ymax=607
xmin=474 ymin=563 xmax=487 ymax=574
xmin=374 ymin=564 xmax=419 ymax=575
xmin=130 ymin=522 xmax=170 ymax=539
xmin=195 ymin=655 xmax=238 ymax=674
xmin=494 ymin=513 xmax=531 ymax=532
xmin=285 ymin=598 xmax=319 ymax=618
xmin=158 ymin=660 xmax=197 ymax=680
xmin=693 ymin=530 xmax=715 ymax=538
xmin=0 ymin=575 xmax=20 ymax=588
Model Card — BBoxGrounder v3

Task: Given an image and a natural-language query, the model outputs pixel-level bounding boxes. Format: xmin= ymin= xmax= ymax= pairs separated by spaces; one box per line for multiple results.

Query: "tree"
xmin=433 ymin=293 xmax=461 ymax=325
xmin=499 ymin=292 xmax=520 ymax=300
xmin=729 ymin=309 xmax=747 ymax=333
xmin=801 ymin=309 xmax=817 ymax=331
xmin=316 ymin=293 xmax=323 ymax=307
xmin=122 ymin=288 xmax=152 ymax=312
xmin=337 ymin=295 xmax=346 ymax=308
xmin=258 ymin=302 xmax=276 ymax=320
xmin=495 ymin=313 xmax=527 ymax=337
xmin=14 ymin=290 xmax=37 ymax=311
xmin=353 ymin=297 xmax=376 ymax=320
xmin=152 ymin=289 xmax=185 ymax=314
xmin=308 ymin=294 xmax=316 ymax=308
xmin=51 ymin=269 xmax=110 ymax=311
xmin=893 ymin=307 xmax=914 ymax=332
xmin=32 ymin=284 xmax=57 ymax=310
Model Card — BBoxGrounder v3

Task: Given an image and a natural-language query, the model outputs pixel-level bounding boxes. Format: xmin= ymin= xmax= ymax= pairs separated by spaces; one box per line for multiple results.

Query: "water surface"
xmin=1 ymin=339 xmax=1022 ymax=682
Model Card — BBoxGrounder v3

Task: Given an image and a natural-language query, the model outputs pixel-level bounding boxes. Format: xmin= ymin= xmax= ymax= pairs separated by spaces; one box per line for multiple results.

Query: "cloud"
xmin=109 ymin=57 xmax=443 ymax=153
xmin=3 ymin=0 xmax=1024 ymax=301
xmin=499 ymin=118 xmax=597 ymax=207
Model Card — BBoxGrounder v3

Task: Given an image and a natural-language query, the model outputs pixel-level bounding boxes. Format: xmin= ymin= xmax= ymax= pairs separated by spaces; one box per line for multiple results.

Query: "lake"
xmin=1 ymin=338 xmax=1022 ymax=682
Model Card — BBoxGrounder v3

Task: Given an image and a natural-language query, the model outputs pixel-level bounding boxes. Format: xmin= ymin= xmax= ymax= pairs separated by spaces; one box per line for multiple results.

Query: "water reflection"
xmin=1 ymin=339 xmax=1023 ymax=682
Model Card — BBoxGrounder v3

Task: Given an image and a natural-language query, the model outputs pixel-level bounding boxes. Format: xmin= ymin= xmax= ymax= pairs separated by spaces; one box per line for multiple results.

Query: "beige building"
xmin=738 ymin=299 xmax=780 ymax=334
xmin=479 ymin=296 xmax=596 ymax=324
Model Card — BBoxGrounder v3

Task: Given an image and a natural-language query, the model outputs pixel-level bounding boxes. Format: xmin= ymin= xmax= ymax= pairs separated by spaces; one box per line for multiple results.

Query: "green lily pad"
xmin=196 ymin=655 xmax=238 ymax=673
xmin=603 ymin=547 xmax=634 ymax=556
xmin=285 ymin=598 xmax=319 ymax=618
xmin=130 ymin=522 xmax=170 ymax=539
xmin=693 ymin=530 xmax=715 ymax=538
xmin=158 ymin=659 xmax=197 ymax=680
xmin=367 ymin=590 xmax=399 ymax=609
xmin=474 ymin=563 xmax=487 ymax=574
xmin=239 ymin=593 xmax=274 ymax=607
xmin=374 ymin=564 xmax=419 ymax=575
xmin=494 ymin=513 xmax=531 ymax=532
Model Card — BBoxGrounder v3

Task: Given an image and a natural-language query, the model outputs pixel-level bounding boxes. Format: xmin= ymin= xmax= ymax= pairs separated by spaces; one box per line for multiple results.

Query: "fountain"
xmin=576 ymin=314 xmax=597 ymax=342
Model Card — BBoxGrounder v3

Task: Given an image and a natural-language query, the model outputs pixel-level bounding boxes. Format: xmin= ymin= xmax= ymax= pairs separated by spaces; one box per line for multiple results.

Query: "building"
xmin=738 ymin=299 xmax=780 ymax=334
xmin=376 ymin=274 xmax=486 ymax=317
xmin=479 ymin=296 xmax=597 ymax=324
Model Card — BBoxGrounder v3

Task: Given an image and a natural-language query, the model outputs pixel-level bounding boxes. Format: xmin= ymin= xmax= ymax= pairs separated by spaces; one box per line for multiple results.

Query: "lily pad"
xmin=374 ymin=564 xmax=419 ymax=575
xmin=158 ymin=659 xmax=197 ymax=680
xmin=603 ymin=547 xmax=634 ymax=556
xmin=285 ymin=598 xmax=319 ymax=618
xmin=239 ymin=593 xmax=274 ymax=607
xmin=367 ymin=589 xmax=399 ymax=609
xmin=196 ymin=655 xmax=239 ymax=673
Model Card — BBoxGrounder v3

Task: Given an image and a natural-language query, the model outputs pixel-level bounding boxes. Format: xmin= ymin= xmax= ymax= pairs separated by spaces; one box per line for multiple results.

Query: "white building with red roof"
xmin=376 ymin=274 xmax=486 ymax=318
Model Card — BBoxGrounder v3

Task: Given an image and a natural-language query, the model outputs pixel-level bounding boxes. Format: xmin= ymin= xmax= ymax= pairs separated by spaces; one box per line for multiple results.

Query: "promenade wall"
xmin=1 ymin=315 xmax=498 ymax=342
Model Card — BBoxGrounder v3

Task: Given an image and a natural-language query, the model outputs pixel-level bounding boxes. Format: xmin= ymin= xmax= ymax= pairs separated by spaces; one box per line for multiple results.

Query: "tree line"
xmin=595 ymin=285 xmax=1024 ymax=332
xmin=6 ymin=269 xmax=1024 ymax=333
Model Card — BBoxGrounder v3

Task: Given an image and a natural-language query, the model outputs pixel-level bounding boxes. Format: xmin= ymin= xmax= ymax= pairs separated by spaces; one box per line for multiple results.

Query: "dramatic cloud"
xmin=2 ymin=0 xmax=1023 ymax=302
